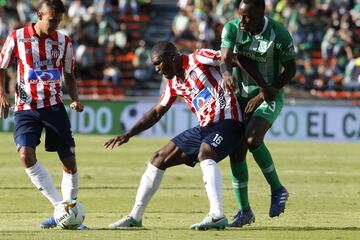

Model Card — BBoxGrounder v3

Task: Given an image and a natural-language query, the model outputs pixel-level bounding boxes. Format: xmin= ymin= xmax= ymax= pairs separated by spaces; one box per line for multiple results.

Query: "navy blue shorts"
xmin=13 ymin=103 xmax=75 ymax=157
xmin=172 ymin=119 xmax=243 ymax=167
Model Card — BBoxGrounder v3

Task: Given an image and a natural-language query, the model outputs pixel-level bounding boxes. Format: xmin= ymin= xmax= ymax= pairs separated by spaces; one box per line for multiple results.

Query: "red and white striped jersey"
xmin=0 ymin=24 xmax=74 ymax=111
xmin=159 ymin=49 xmax=242 ymax=127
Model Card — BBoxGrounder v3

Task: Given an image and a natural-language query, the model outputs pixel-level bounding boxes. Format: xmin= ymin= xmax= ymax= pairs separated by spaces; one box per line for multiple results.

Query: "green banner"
xmin=0 ymin=99 xmax=135 ymax=134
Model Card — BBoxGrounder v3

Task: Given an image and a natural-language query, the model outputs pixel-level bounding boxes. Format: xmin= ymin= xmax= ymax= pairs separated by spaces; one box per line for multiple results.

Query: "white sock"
xmin=199 ymin=159 xmax=224 ymax=219
xmin=61 ymin=171 xmax=79 ymax=201
xmin=25 ymin=161 xmax=62 ymax=206
xmin=129 ymin=162 xmax=164 ymax=221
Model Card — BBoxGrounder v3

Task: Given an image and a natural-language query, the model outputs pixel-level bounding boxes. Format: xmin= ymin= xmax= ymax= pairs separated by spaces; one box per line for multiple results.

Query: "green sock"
xmin=251 ymin=143 xmax=281 ymax=191
xmin=230 ymin=160 xmax=249 ymax=211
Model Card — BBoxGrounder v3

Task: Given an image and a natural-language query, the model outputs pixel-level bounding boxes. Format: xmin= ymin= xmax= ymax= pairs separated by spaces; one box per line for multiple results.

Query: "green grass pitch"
xmin=0 ymin=132 xmax=359 ymax=240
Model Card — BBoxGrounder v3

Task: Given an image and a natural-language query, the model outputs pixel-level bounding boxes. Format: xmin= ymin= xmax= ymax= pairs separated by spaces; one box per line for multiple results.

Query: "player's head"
xmin=238 ymin=0 xmax=265 ymax=34
xmin=36 ymin=0 xmax=66 ymax=35
xmin=151 ymin=41 xmax=181 ymax=79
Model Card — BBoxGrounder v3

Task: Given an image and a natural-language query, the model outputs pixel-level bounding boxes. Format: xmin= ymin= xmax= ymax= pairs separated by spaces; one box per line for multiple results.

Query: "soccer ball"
xmin=54 ymin=200 xmax=85 ymax=229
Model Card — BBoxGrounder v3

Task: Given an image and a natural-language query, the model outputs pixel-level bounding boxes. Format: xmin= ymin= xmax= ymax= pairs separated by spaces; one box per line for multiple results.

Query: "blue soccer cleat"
xmin=228 ymin=207 xmax=255 ymax=227
xmin=40 ymin=216 xmax=88 ymax=230
xmin=77 ymin=225 xmax=88 ymax=230
xmin=269 ymin=185 xmax=289 ymax=217
xmin=40 ymin=216 xmax=57 ymax=229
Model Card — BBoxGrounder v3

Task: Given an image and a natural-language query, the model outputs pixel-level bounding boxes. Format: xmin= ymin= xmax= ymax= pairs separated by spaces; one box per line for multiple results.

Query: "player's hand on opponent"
xmin=0 ymin=94 xmax=10 ymax=119
xmin=244 ymin=93 xmax=264 ymax=121
xmin=261 ymin=86 xmax=278 ymax=102
xmin=104 ymin=133 xmax=130 ymax=149
xmin=222 ymin=71 xmax=239 ymax=93
xmin=70 ymin=101 xmax=84 ymax=112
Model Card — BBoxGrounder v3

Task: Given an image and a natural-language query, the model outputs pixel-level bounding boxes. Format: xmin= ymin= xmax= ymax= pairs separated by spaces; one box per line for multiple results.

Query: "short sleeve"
xmin=159 ymin=80 xmax=177 ymax=107
xmin=0 ymin=32 xmax=16 ymax=69
xmin=194 ymin=49 xmax=222 ymax=67
xmin=64 ymin=38 xmax=74 ymax=74
xmin=220 ymin=21 xmax=237 ymax=50
xmin=275 ymin=28 xmax=296 ymax=63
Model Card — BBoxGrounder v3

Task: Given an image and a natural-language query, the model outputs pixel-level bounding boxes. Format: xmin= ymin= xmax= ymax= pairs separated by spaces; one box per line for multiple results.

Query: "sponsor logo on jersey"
xmin=18 ymin=75 xmax=27 ymax=102
xmin=192 ymin=88 xmax=213 ymax=111
xmin=34 ymin=59 xmax=53 ymax=68
xmin=27 ymin=69 xmax=61 ymax=84
xmin=218 ymin=87 xmax=226 ymax=109
xmin=19 ymin=38 xmax=36 ymax=43
xmin=47 ymin=40 xmax=63 ymax=46
xmin=240 ymin=51 xmax=267 ymax=63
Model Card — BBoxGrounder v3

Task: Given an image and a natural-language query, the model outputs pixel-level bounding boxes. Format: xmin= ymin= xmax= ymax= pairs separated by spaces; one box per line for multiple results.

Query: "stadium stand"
xmin=0 ymin=0 xmax=359 ymax=99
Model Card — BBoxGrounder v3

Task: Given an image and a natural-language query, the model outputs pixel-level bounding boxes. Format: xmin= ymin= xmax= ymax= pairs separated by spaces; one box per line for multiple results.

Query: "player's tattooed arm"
xmin=104 ymin=104 xmax=170 ymax=149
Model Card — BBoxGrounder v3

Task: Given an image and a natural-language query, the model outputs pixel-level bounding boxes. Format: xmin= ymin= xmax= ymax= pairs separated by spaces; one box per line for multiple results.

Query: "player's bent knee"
xmin=198 ymin=145 xmax=217 ymax=162
xmin=61 ymin=157 xmax=77 ymax=174
xmin=18 ymin=147 xmax=37 ymax=167
xmin=150 ymin=151 xmax=167 ymax=170
xmin=246 ymin=135 xmax=263 ymax=150
xmin=57 ymin=147 xmax=75 ymax=160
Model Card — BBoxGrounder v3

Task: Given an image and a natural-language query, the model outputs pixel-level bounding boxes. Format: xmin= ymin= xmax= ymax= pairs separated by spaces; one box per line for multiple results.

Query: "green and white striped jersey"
xmin=221 ymin=17 xmax=296 ymax=98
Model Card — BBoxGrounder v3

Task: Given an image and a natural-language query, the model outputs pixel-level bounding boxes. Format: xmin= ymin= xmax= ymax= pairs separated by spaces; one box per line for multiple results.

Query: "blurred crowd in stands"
xmin=1 ymin=0 xmax=360 ymax=98
xmin=172 ymin=0 xmax=360 ymax=92
xmin=0 ymin=0 xmax=152 ymax=97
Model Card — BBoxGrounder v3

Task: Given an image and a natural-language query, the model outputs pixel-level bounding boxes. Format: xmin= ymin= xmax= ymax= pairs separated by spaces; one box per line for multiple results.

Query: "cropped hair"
xmin=242 ymin=0 xmax=265 ymax=12
xmin=37 ymin=0 xmax=66 ymax=14
xmin=151 ymin=41 xmax=178 ymax=58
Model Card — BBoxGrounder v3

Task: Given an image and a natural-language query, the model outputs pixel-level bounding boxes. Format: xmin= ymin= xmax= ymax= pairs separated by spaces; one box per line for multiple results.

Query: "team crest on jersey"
xmin=258 ymin=40 xmax=269 ymax=53
xmin=51 ymin=48 xmax=60 ymax=59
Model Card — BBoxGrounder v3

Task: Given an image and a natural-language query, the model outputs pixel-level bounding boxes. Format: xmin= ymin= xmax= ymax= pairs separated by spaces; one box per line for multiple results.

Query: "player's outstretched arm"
xmin=0 ymin=69 xmax=10 ymax=119
xmin=104 ymin=104 xmax=170 ymax=149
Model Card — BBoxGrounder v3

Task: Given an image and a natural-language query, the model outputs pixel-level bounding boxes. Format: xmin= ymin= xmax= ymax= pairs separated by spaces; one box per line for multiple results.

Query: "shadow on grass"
xmin=68 ymin=226 xmax=360 ymax=231
xmin=229 ymin=226 xmax=360 ymax=231
xmin=0 ymin=226 xmax=359 ymax=233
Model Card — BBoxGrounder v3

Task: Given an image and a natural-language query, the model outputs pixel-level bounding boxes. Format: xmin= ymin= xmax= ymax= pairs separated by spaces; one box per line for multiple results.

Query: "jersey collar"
xmin=182 ymin=54 xmax=189 ymax=71
xmin=177 ymin=54 xmax=189 ymax=80
xmin=27 ymin=23 xmax=37 ymax=37
xmin=254 ymin=16 xmax=268 ymax=38
xmin=27 ymin=23 xmax=57 ymax=39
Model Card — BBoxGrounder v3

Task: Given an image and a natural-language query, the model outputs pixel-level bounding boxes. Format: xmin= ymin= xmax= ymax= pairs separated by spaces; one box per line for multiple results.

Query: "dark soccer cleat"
xmin=269 ymin=185 xmax=289 ymax=217
xmin=228 ymin=208 xmax=255 ymax=227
